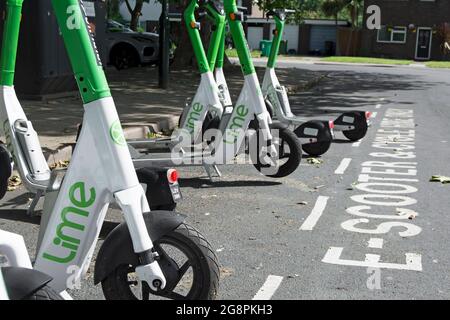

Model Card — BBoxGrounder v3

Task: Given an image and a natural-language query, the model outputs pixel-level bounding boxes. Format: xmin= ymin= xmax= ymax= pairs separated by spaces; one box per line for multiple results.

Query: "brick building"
xmin=360 ymin=0 xmax=450 ymax=61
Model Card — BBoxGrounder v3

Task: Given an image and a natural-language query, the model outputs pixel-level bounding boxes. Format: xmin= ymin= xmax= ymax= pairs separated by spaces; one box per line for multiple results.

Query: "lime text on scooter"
xmin=43 ymin=182 xmax=96 ymax=264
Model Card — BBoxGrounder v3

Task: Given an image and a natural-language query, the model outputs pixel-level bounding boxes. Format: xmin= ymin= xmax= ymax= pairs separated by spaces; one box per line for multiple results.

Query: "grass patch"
xmin=426 ymin=61 xmax=450 ymax=69
xmin=322 ymin=56 xmax=413 ymax=65
xmin=225 ymin=48 xmax=262 ymax=58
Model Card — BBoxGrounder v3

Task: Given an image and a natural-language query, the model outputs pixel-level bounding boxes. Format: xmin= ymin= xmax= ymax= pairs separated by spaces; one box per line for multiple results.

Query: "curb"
xmin=43 ymin=114 xmax=180 ymax=166
xmin=231 ymin=57 xmax=429 ymax=69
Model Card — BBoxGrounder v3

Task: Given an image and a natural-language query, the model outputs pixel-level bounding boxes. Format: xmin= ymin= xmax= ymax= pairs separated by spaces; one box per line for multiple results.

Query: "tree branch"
xmin=124 ymin=0 xmax=133 ymax=14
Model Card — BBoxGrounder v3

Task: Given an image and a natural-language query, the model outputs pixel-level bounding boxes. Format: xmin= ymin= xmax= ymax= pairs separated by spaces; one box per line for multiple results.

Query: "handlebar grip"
xmin=236 ymin=6 xmax=248 ymax=12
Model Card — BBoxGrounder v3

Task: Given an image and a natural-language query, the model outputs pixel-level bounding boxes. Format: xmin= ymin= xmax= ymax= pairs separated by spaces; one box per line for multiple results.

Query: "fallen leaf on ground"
xmin=430 ymin=175 xmax=450 ymax=184
xmin=219 ymin=267 xmax=234 ymax=279
xmin=7 ymin=175 xmax=22 ymax=191
xmin=307 ymin=158 xmax=323 ymax=165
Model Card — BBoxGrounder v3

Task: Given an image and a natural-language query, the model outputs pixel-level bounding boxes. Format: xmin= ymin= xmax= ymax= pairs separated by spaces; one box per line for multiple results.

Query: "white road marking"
xmin=368 ymin=238 xmax=384 ymax=249
xmin=252 ymin=275 xmax=283 ymax=300
xmin=335 ymin=158 xmax=352 ymax=175
xmin=371 ymin=112 xmax=378 ymax=119
xmin=322 ymin=247 xmax=422 ymax=271
xmin=352 ymin=140 xmax=362 ymax=147
xmin=380 ymin=98 xmax=385 ymax=101
xmin=299 ymin=196 xmax=329 ymax=231
xmin=375 ymin=104 xmax=382 ymax=109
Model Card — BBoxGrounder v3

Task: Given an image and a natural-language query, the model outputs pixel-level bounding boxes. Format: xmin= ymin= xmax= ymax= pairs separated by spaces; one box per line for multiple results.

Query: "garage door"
xmin=309 ymin=25 xmax=337 ymax=53
xmin=247 ymin=26 xmax=264 ymax=51
xmin=270 ymin=24 xmax=299 ymax=53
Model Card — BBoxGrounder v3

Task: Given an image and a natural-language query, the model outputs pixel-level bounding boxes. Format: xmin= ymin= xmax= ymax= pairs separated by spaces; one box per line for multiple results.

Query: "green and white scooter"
xmin=0 ymin=0 xmax=218 ymax=300
xmin=203 ymin=6 xmax=333 ymax=157
xmin=261 ymin=9 xmax=371 ymax=144
xmin=130 ymin=0 xmax=302 ymax=178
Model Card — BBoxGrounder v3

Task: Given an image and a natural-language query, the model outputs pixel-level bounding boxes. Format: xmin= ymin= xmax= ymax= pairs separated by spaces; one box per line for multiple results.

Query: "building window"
xmin=377 ymin=26 xmax=407 ymax=44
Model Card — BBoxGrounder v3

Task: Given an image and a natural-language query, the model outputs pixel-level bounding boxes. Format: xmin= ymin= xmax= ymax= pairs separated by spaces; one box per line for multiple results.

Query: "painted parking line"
xmin=252 ymin=275 xmax=284 ymax=300
xmin=352 ymin=140 xmax=362 ymax=147
xmin=299 ymin=196 xmax=329 ymax=231
xmin=335 ymin=158 xmax=352 ymax=175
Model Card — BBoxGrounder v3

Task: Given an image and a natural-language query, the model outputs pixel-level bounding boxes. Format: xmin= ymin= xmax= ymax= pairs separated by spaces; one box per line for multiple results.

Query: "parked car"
xmin=105 ymin=20 xmax=160 ymax=69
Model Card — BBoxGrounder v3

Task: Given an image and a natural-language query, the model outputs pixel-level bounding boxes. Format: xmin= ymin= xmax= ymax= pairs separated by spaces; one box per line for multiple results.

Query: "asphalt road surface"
xmin=1 ymin=62 xmax=450 ymax=300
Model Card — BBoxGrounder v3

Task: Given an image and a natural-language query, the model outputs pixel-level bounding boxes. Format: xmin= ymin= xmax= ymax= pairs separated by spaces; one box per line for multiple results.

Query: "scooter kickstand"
xmin=27 ymin=190 xmax=43 ymax=217
xmin=204 ymin=164 xmax=214 ymax=181
xmin=213 ymin=165 xmax=222 ymax=178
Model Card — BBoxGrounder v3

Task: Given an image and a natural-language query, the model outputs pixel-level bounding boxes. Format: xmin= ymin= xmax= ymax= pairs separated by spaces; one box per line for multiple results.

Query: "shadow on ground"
xmin=17 ymin=64 xmax=434 ymax=141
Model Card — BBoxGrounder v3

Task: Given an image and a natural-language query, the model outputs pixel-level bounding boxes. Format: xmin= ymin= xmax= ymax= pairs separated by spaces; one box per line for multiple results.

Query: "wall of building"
xmin=363 ymin=0 xmax=450 ymax=60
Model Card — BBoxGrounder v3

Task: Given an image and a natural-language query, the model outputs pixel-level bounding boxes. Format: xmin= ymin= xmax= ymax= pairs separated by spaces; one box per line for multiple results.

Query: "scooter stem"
xmin=0 ymin=0 xmax=23 ymax=86
xmin=267 ymin=16 xmax=285 ymax=69
xmin=184 ymin=0 xmax=210 ymax=74
xmin=204 ymin=1 xmax=225 ymax=71
xmin=223 ymin=0 xmax=254 ymax=75
xmin=51 ymin=0 xmax=110 ymax=104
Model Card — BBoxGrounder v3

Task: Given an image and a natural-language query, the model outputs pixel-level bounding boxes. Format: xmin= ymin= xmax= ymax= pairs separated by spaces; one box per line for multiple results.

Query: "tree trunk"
xmin=129 ymin=0 xmax=144 ymax=31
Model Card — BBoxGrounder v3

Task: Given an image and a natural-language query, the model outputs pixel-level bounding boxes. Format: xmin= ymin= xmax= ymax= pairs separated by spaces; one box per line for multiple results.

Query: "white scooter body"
xmin=262 ymin=67 xmax=298 ymax=121
xmin=204 ymin=72 xmax=275 ymax=165
xmin=0 ymin=268 xmax=7 ymax=300
xmin=0 ymin=86 xmax=166 ymax=293
xmin=0 ymin=229 xmax=47 ymax=300
xmin=133 ymin=68 xmax=277 ymax=169
xmin=262 ymin=67 xmax=362 ymax=133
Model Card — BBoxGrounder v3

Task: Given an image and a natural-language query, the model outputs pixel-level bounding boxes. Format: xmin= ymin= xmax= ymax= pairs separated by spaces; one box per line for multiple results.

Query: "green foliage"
xmin=320 ymin=0 xmax=364 ymax=27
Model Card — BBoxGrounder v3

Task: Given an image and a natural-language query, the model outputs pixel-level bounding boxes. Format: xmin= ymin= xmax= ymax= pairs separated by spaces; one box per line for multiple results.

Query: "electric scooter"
xmin=129 ymin=0 xmax=302 ymax=179
xmin=0 ymin=0 xmax=219 ymax=300
xmin=260 ymin=9 xmax=371 ymax=144
xmin=200 ymin=6 xmax=332 ymax=157
xmin=0 ymin=229 xmax=62 ymax=300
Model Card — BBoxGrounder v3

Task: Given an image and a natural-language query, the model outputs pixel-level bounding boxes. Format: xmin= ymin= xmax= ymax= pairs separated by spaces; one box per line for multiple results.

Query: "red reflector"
xmin=167 ymin=169 xmax=179 ymax=184
xmin=328 ymin=120 xmax=335 ymax=129
xmin=365 ymin=111 xmax=372 ymax=119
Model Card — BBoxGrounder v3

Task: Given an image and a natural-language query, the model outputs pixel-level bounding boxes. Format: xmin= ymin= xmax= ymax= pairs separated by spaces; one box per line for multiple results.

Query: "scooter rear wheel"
xmin=342 ymin=113 xmax=368 ymax=141
xmin=252 ymin=127 xmax=302 ymax=178
xmin=101 ymin=223 xmax=220 ymax=300
xmin=302 ymin=141 xmax=331 ymax=157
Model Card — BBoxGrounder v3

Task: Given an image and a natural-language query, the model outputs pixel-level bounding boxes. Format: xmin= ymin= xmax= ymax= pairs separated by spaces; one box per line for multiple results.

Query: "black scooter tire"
xmin=101 ymin=223 xmax=220 ymax=300
xmin=24 ymin=286 xmax=63 ymax=300
xmin=342 ymin=113 xmax=368 ymax=141
xmin=302 ymin=141 xmax=332 ymax=157
xmin=252 ymin=127 xmax=302 ymax=178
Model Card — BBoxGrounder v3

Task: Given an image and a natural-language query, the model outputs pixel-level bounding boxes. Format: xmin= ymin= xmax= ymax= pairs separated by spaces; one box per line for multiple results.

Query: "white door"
xmin=247 ymin=27 xmax=264 ymax=51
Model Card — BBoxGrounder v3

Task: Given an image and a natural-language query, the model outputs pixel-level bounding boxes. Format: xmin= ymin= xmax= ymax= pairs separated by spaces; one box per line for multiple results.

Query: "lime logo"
xmin=110 ymin=120 xmax=126 ymax=146
xmin=43 ymin=182 xmax=96 ymax=264
xmin=224 ymin=105 xmax=249 ymax=144
xmin=184 ymin=103 xmax=204 ymax=133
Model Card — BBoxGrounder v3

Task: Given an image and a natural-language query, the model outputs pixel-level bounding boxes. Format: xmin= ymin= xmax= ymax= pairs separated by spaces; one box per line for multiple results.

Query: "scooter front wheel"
xmin=25 ymin=286 xmax=63 ymax=300
xmin=101 ymin=223 xmax=220 ymax=300
xmin=252 ymin=127 xmax=302 ymax=178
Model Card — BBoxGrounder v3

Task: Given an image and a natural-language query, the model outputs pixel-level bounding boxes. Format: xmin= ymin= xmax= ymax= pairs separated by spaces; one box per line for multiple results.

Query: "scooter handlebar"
xmin=265 ymin=8 xmax=296 ymax=20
